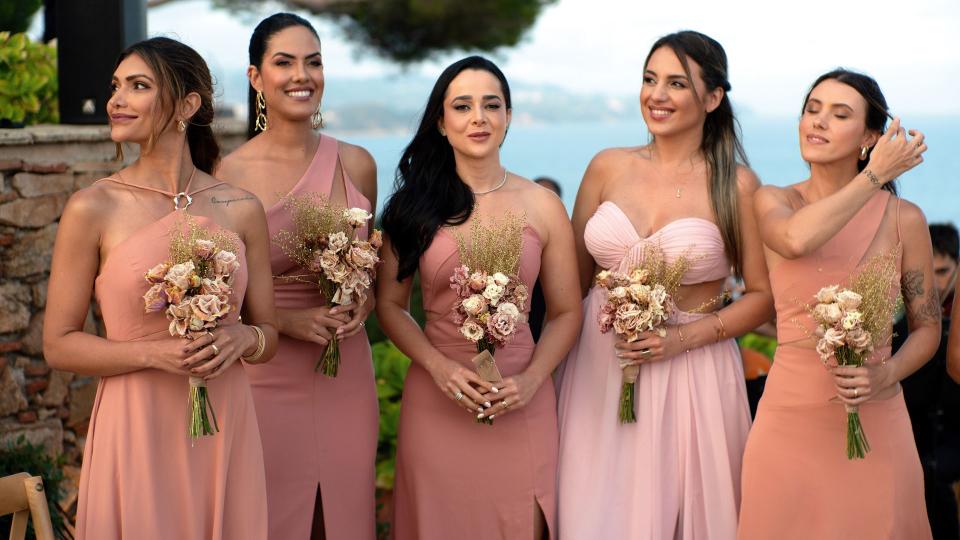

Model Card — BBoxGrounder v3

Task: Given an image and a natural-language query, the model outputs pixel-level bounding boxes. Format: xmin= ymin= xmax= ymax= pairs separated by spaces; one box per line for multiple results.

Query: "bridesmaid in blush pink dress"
xmin=738 ymin=70 xmax=934 ymax=540
xmin=556 ymin=31 xmax=773 ymax=539
xmin=377 ymin=57 xmax=582 ymax=539
xmin=217 ymin=13 xmax=379 ymax=540
xmin=42 ymin=38 xmax=277 ymax=540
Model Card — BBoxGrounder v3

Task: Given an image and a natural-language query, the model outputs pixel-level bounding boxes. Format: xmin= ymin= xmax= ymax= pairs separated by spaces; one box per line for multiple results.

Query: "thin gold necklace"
xmin=471 ymin=168 xmax=508 ymax=195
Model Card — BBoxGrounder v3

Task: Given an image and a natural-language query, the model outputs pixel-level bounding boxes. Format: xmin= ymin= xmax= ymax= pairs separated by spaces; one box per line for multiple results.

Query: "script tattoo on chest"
xmin=210 ymin=195 xmax=255 ymax=207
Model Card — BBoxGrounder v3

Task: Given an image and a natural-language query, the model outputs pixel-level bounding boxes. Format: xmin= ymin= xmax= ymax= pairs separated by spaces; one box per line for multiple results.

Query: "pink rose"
xmin=190 ymin=294 xmax=231 ymax=323
xmin=164 ymin=261 xmax=198 ymax=291
xmin=319 ymin=250 xmax=340 ymax=272
xmin=213 ymin=250 xmax=240 ymax=277
xmin=194 ymin=239 xmax=216 ymax=260
xmin=166 ymin=301 xmax=193 ymax=337
xmin=348 ymin=244 xmax=379 ymax=269
xmin=145 ymin=262 xmax=171 ymax=284
xmin=200 ymin=277 xmax=231 ymax=297
xmin=468 ymin=271 xmax=487 ymax=293
xmin=164 ymin=284 xmax=187 ymax=306
xmin=460 ymin=321 xmax=484 ymax=342
xmin=368 ymin=229 xmax=383 ymax=249
xmin=487 ymin=310 xmax=518 ymax=342
xmin=143 ymin=283 xmax=168 ymax=312
xmin=846 ymin=327 xmax=873 ymax=353
xmin=461 ymin=294 xmax=488 ymax=316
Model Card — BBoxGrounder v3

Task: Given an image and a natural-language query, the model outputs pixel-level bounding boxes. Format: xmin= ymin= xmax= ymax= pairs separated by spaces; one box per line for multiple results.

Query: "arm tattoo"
xmin=902 ymin=269 xmax=940 ymax=325
xmin=210 ymin=195 xmax=255 ymax=207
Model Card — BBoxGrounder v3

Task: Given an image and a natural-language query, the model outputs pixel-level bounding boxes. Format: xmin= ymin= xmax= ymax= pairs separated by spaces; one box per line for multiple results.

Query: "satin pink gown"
xmin=244 ymin=134 xmax=378 ymax=539
xmin=391 ymin=224 xmax=558 ymax=539
xmin=76 ymin=200 xmax=267 ymax=538
xmin=738 ymin=191 xmax=930 ymax=539
xmin=556 ymin=202 xmax=751 ymax=539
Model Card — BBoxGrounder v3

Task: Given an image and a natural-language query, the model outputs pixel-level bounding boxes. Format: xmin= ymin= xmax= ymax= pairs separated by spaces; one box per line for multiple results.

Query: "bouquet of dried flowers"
xmin=143 ymin=216 xmax=240 ymax=440
xmin=273 ymin=193 xmax=381 ymax=376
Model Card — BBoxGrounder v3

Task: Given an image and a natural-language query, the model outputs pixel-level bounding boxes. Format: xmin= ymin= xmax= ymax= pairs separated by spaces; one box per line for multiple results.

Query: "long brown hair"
xmin=643 ymin=31 xmax=748 ymax=277
xmin=114 ymin=37 xmax=220 ymax=173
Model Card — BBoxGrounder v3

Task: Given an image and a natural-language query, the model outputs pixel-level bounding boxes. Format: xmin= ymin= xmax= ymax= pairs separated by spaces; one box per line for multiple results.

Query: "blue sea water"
xmin=331 ymin=116 xmax=960 ymax=226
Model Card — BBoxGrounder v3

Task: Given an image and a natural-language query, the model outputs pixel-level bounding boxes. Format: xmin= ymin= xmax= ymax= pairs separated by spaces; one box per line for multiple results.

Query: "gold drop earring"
xmin=255 ymin=90 xmax=268 ymax=132
xmin=312 ymin=106 xmax=324 ymax=129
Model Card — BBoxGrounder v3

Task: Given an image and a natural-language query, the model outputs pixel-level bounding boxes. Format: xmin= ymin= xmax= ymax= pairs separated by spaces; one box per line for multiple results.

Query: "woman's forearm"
xmin=45 ymin=331 xmax=151 ymax=377
xmin=526 ymin=309 xmax=581 ymax=382
xmin=678 ymin=290 xmax=775 ymax=352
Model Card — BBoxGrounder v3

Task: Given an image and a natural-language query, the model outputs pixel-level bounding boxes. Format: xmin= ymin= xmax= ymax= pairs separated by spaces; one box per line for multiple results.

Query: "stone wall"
xmin=0 ymin=122 xmax=245 ymax=517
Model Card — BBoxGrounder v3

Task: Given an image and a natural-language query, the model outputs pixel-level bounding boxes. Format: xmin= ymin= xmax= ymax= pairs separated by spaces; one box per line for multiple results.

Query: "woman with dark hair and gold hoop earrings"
xmin=217 ymin=12 xmax=379 ymax=540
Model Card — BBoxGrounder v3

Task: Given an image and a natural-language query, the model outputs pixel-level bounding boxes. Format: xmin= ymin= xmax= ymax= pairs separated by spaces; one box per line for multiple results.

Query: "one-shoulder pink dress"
xmin=244 ymin=135 xmax=378 ymax=539
xmin=557 ymin=201 xmax=751 ymax=539
xmin=76 ymin=182 xmax=267 ymax=539
xmin=738 ymin=191 xmax=930 ymax=539
xmin=391 ymin=224 xmax=558 ymax=539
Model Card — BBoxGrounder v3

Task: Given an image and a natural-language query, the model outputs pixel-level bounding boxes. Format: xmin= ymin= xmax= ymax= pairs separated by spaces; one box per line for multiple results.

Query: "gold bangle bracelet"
xmin=241 ymin=324 xmax=266 ymax=363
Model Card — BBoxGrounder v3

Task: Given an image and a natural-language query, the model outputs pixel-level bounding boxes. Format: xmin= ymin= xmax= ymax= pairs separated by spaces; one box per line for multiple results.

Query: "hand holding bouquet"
xmin=274 ymin=194 xmax=382 ymax=376
xmin=143 ymin=217 xmax=240 ymax=440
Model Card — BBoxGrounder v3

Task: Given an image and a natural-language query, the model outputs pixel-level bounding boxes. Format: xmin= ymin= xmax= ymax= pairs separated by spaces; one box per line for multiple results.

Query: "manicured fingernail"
xmin=489 ymin=414 xmax=496 ymax=420
xmin=477 ymin=412 xmax=484 ymax=419
xmin=491 ymin=387 xmax=499 ymax=393
xmin=477 ymin=407 xmax=484 ymax=412
xmin=484 ymin=402 xmax=491 ymax=408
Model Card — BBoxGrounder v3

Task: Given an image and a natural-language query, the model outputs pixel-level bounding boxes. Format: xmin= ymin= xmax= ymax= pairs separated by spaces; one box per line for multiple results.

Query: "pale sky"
xmin=32 ymin=0 xmax=960 ymax=117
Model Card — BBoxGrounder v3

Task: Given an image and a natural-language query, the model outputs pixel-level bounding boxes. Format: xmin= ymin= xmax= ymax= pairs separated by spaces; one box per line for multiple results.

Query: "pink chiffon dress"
xmin=556 ymin=201 xmax=751 ymax=539
xmin=391 ymin=223 xmax=559 ymax=539
xmin=76 ymin=179 xmax=267 ymax=539
xmin=243 ymin=134 xmax=379 ymax=539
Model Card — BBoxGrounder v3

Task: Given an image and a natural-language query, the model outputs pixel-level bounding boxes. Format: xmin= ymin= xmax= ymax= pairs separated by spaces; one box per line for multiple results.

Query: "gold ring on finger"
xmin=641 ymin=348 xmax=652 ymax=358
xmin=502 ymin=398 xmax=510 ymax=409
xmin=853 ymin=388 xmax=858 ymax=398
xmin=211 ymin=344 xmax=220 ymax=356
xmin=454 ymin=391 xmax=464 ymax=402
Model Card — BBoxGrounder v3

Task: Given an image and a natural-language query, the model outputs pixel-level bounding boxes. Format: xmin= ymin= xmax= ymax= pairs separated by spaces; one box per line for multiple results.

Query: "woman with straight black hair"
xmin=218 ymin=12 xmax=379 ymax=540
xmin=377 ymin=55 xmax=582 ymax=539
xmin=739 ymin=69 xmax=934 ymax=539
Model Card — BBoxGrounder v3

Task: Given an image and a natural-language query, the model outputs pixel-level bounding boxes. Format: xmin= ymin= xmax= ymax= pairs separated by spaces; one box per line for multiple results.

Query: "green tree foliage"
xmin=0 ymin=0 xmax=41 ymax=34
xmin=209 ymin=0 xmax=557 ymax=63
xmin=372 ymin=341 xmax=411 ymax=490
xmin=0 ymin=32 xmax=58 ymax=125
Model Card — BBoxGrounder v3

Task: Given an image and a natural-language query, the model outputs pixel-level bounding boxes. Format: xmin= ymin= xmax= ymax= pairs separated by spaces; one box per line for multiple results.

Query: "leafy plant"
xmin=738 ymin=332 xmax=777 ymax=360
xmin=372 ymin=340 xmax=411 ymax=490
xmin=0 ymin=436 xmax=70 ymax=539
xmin=0 ymin=32 xmax=58 ymax=125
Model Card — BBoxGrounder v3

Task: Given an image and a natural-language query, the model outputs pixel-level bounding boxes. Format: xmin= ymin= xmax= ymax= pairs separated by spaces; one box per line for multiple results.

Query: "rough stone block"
xmin=67 ymin=377 xmax=99 ymax=428
xmin=12 ymin=172 xmax=75 ymax=197
xmin=0 ymin=193 xmax=67 ymax=227
xmin=21 ymin=311 xmax=44 ymax=355
xmin=23 ymin=358 xmax=50 ymax=377
xmin=0 ymin=341 xmax=22 ymax=353
xmin=0 ymin=232 xmax=14 ymax=246
xmin=42 ymin=370 xmax=73 ymax=407
xmin=0 ymin=365 xmax=28 ymax=415
xmin=25 ymin=379 xmax=49 ymax=396
xmin=0 ymin=283 xmax=31 ymax=333
xmin=32 ymin=279 xmax=47 ymax=308
xmin=22 ymin=162 xmax=68 ymax=174
xmin=2 ymin=224 xmax=57 ymax=277
xmin=0 ymin=159 xmax=23 ymax=171
xmin=0 ymin=418 xmax=64 ymax=457
xmin=17 ymin=410 xmax=38 ymax=423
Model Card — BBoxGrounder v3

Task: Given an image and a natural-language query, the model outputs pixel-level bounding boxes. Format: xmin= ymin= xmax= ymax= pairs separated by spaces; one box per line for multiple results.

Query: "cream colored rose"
xmin=629 ymin=267 xmax=649 ymax=284
xmin=487 ymin=311 xmax=516 ymax=341
xmin=319 ymin=250 xmax=340 ymax=272
xmin=213 ymin=250 xmax=240 ymax=276
xmin=327 ymin=231 xmax=349 ymax=253
xmin=491 ymin=272 xmax=510 ymax=286
xmin=841 ymin=311 xmax=863 ymax=331
xmin=329 ymin=263 xmax=352 ymax=284
xmin=835 ymin=290 xmax=863 ymax=311
xmin=145 ymin=262 xmax=171 ymax=284
xmin=627 ymin=283 xmax=650 ymax=303
xmin=460 ymin=321 xmax=484 ymax=342
xmin=846 ymin=327 xmax=873 ymax=352
xmin=496 ymin=302 xmax=521 ymax=320
xmin=343 ymin=207 xmax=372 ymax=228
xmin=816 ymin=339 xmax=835 ymax=363
xmin=814 ymin=303 xmax=843 ymax=325
xmin=468 ymin=272 xmax=487 ymax=292
xmin=166 ymin=301 xmax=193 ymax=337
xmin=462 ymin=294 xmax=488 ymax=316
xmin=482 ymin=283 xmax=505 ymax=305
xmin=143 ymin=283 xmax=167 ymax=312
xmin=200 ymin=277 xmax=231 ymax=297
xmin=815 ymin=285 xmax=840 ymax=304
xmin=348 ymin=245 xmax=378 ymax=269
xmin=191 ymin=294 xmax=231 ymax=322
xmin=595 ymin=270 xmax=612 ymax=287
xmin=165 ymin=261 xmax=197 ymax=291
xmin=609 ymin=286 xmax=628 ymax=301
xmin=822 ymin=327 xmax=846 ymax=348
xmin=194 ymin=239 xmax=216 ymax=260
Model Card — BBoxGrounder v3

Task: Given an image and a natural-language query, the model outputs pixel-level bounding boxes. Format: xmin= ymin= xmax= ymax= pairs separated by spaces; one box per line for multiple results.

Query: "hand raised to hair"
xmin=865 ymin=117 xmax=927 ymax=184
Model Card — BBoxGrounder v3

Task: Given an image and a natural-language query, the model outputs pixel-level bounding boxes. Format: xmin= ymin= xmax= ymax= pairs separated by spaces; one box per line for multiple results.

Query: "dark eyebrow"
xmin=806 ymin=98 xmax=854 ymax=112
xmin=644 ymin=70 xmax=688 ymax=81
xmin=117 ymin=73 xmax=155 ymax=83
xmin=271 ymin=51 xmax=322 ymax=60
xmin=451 ymin=95 xmax=503 ymax=101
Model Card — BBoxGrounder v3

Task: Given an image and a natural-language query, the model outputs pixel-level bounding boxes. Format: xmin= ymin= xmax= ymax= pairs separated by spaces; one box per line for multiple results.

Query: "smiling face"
xmin=640 ymin=46 xmax=721 ymax=139
xmin=800 ymin=78 xmax=879 ymax=166
xmin=438 ymin=68 xmax=511 ymax=161
xmin=250 ymin=25 xmax=323 ymax=124
xmin=108 ymin=53 xmax=163 ymax=145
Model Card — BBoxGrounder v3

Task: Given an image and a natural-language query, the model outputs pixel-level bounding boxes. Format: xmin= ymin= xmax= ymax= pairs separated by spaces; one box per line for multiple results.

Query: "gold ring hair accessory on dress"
xmin=241 ymin=325 xmax=266 ymax=363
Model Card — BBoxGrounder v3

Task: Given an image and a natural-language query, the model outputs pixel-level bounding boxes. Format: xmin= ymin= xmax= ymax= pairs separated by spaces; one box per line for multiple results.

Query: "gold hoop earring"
xmin=859 ymin=146 xmax=869 ymax=160
xmin=255 ymin=90 xmax=268 ymax=132
xmin=177 ymin=119 xmax=187 ymax=132
xmin=312 ymin=107 xmax=324 ymax=129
